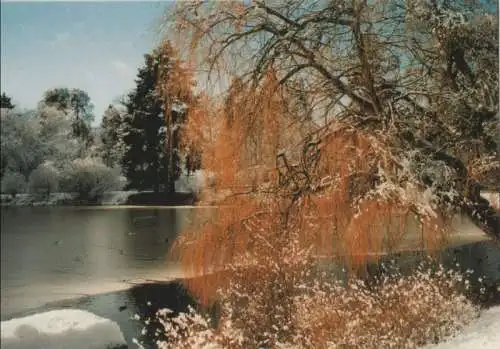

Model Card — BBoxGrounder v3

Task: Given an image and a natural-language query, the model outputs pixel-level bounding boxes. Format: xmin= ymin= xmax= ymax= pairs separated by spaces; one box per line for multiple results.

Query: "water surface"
xmin=0 ymin=206 xmax=200 ymax=319
xmin=1 ymin=206 xmax=499 ymax=348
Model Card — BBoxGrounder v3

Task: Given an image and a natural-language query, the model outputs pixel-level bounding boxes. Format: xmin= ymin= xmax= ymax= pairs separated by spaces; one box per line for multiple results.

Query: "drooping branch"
xmin=165 ymin=0 xmax=500 ymax=264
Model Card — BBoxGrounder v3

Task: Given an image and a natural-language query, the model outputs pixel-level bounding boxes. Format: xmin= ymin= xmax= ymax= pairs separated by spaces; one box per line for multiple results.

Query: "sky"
xmin=1 ymin=1 xmax=173 ymax=125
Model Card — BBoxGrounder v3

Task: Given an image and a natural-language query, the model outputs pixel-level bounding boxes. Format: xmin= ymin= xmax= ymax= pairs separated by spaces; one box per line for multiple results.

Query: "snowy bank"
xmin=0 ymin=191 xmax=138 ymax=206
xmin=0 ymin=193 xmax=77 ymax=206
xmin=481 ymin=191 xmax=500 ymax=209
xmin=174 ymin=170 xmax=207 ymax=194
xmin=423 ymin=305 xmax=500 ymax=349
xmin=101 ymin=190 xmax=139 ymax=205
xmin=0 ymin=309 xmax=127 ymax=349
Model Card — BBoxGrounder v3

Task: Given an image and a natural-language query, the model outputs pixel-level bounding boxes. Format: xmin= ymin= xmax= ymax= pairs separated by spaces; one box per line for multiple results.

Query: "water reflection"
xmin=0 ymin=206 xmax=197 ymax=318
xmin=41 ymin=241 xmax=500 ymax=348
xmin=442 ymin=241 xmax=500 ymax=306
xmin=1 ymin=206 xmax=498 ymax=348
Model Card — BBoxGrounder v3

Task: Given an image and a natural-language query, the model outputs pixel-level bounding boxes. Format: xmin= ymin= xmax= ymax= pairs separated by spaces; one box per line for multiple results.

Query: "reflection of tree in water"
xmin=120 ymin=242 xmax=498 ymax=347
xmin=122 ymin=209 xmax=177 ymax=266
xmin=125 ymin=282 xmax=199 ymax=347
xmin=442 ymin=241 xmax=500 ymax=307
xmin=351 ymin=241 xmax=499 ymax=307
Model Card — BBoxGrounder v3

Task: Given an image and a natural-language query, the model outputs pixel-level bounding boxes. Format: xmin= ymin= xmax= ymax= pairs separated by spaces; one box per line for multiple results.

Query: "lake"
xmin=1 ymin=206 xmax=499 ymax=348
xmin=0 ymin=206 xmax=202 ymax=314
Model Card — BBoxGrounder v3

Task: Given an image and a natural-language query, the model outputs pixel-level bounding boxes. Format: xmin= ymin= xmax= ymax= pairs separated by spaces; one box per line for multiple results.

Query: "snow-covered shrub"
xmin=289 ymin=265 xmax=477 ymax=349
xmin=60 ymin=157 xmax=124 ymax=201
xmin=138 ymin=262 xmax=478 ymax=349
xmin=28 ymin=161 xmax=59 ymax=197
xmin=0 ymin=110 xmax=44 ymax=178
xmin=1 ymin=171 xmax=26 ymax=197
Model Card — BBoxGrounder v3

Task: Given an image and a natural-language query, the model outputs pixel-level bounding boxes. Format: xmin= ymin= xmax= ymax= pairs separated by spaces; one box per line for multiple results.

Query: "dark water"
xmin=1 ymin=207 xmax=499 ymax=348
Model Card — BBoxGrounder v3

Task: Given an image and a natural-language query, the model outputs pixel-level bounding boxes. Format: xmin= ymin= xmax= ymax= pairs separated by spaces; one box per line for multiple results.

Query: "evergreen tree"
xmin=0 ymin=92 xmax=15 ymax=109
xmin=121 ymin=53 xmax=183 ymax=192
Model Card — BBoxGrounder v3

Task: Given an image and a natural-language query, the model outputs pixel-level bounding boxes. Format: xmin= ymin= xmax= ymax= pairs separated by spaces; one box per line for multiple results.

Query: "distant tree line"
xmin=1 ymin=87 xmax=123 ymax=202
xmin=1 ymin=45 xmax=201 ymax=202
xmin=100 ymin=45 xmax=201 ymax=193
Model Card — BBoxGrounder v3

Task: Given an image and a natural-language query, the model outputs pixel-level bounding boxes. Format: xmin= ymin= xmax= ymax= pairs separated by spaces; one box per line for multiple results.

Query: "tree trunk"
xmin=410 ymin=135 xmax=500 ymax=244
xmin=165 ymin=111 xmax=175 ymax=194
xmin=461 ymin=185 xmax=500 ymax=245
xmin=165 ymin=180 xmax=175 ymax=194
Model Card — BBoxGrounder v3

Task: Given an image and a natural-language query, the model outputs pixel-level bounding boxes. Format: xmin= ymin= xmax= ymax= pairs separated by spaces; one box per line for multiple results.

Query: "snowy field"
xmin=424 ymin=305 xmax=500 ymax=349
xmin=1 ymin=306 xmax=498 ymax=349
xmin=0 ymin=309 xmax=126 ymax=349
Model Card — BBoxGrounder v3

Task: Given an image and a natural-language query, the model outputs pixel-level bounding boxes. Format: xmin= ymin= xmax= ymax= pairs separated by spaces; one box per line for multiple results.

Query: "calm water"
xmin=1 ymin=206 xmax=499 ymax=348
xmin=0 ymin=206 xmax=200 ymax=319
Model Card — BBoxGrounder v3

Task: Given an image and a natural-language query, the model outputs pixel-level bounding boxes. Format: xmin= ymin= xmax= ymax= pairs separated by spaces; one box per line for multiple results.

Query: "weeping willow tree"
xmin=154 ymin=41 xmax=199 ymax=192
xmin=154 ymin=0 xmax=498 ymax=346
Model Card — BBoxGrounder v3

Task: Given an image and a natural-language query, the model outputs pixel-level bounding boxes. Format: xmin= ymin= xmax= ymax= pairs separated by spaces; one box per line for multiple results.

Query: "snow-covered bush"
xmin=138 ymin=262 xmax=478 ymax=349
xmin=28 ymin=161 xmax=59 ymax=197
xmin=0 ymin=110 xmax=44 ymax=178
xmin=60 ymin=157 xmax=124 ymax=201
xmin=1 ymin=171 xmax=27 ymax=197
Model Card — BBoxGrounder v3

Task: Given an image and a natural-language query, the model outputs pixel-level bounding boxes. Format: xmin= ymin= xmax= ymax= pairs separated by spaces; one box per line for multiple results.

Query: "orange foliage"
xmin=168 ymin=69 xmax=450 ymax=304
xmin=156 ymin=40 xmax=196 ymax=110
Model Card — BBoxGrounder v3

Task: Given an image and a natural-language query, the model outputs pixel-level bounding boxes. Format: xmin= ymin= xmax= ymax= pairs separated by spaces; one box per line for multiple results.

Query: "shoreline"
xmin=0 ymin=191 xmax=198 ymax=207
xmin=1 ymin=190 xmax=497 ymax=208
xmin=2 ymin=239 xmax=498 ymax=348
xmin=3 ymin=270 xmax=499 ymax=349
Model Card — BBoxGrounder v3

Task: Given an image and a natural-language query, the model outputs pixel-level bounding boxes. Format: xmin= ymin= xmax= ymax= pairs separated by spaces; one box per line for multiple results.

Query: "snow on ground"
xmin=0 ymin=309 xmax=126 ymax=349
xmin=0 ymin=191 xmax=138 ymax=206
xmin=481 ymin=191 xmax=500 ymax=209
xmin=31 ymin=193 xmax=77 ymax=206
xmin=101 ymin=190 xmax=138 ymax=205
xmin=175 ymin=170 xmax=209 ymax=194
xmin=423 ymin=305 xmax=500 ymax=349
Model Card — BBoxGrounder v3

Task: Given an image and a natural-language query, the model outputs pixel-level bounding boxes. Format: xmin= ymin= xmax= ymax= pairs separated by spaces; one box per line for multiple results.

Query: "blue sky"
xmin=1 ymin=1 xmax=172 ymax=125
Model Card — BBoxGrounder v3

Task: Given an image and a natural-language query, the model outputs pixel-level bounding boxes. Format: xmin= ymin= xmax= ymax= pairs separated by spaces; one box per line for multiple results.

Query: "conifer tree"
xmin=121 ymin=48 xmax=193 ymax=192
xmin=0 ymin=92 xmax=15 ymax=110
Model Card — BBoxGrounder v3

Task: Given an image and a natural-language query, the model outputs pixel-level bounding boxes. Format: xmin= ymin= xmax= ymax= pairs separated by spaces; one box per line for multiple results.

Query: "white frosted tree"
xmin=0 ymin=104 xmax=113 ymax=201
xmin=28 ymin=161 xmax=60 ymax=198
xmin=99 ymin=105 xmax=127 ymax=168
xmin=1 ymin=171 xmax=27 ymax=197
xmin=0 ymin=109 xmax=44 ymax=178
xmin=38 ymin=105 xmax=85 ymax=165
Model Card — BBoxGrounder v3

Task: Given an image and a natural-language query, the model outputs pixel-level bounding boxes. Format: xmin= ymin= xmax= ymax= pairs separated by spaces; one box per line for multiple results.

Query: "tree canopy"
xmin=168 ymin=0 xmax=499 ymax=243
xmin=158 ymin=0 xmax=500 ymax=323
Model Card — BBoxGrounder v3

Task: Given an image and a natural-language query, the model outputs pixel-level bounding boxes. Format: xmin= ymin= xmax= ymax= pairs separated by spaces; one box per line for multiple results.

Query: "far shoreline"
xmin=0 ymin=191 xmax=198 ymax=208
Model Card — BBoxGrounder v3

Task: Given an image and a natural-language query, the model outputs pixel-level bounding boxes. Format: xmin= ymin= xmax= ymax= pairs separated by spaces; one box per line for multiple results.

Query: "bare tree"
xmin=167 ymin=0 xmax=498 ymax=241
